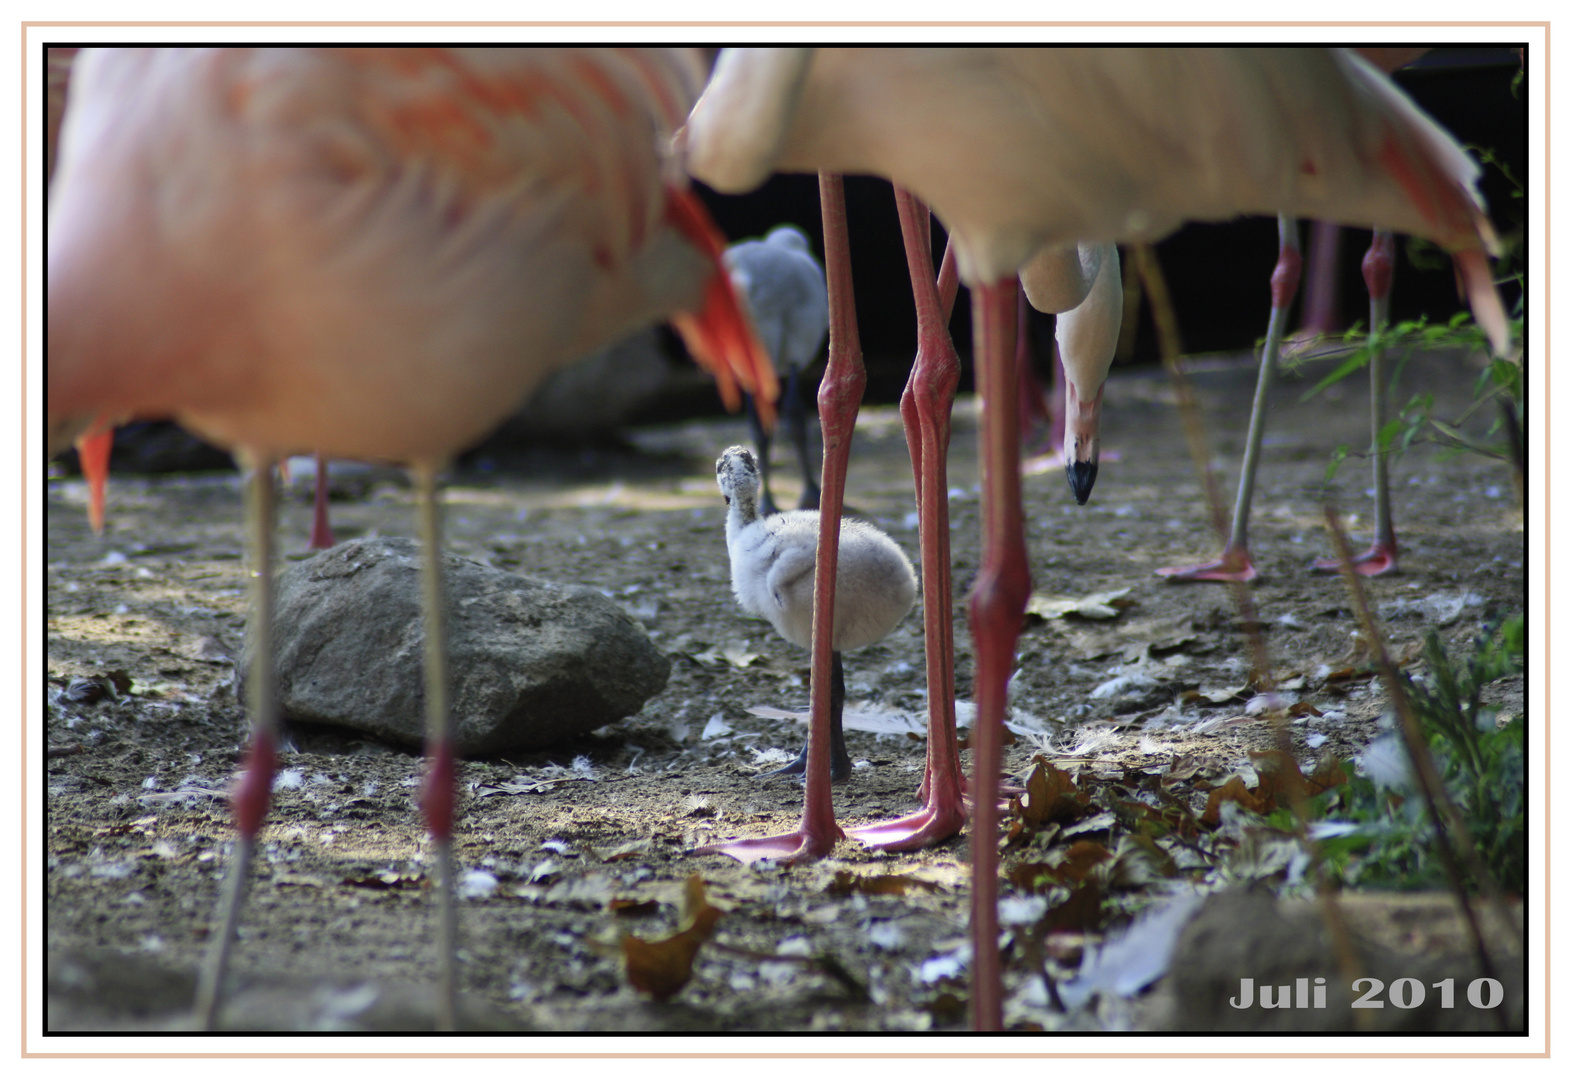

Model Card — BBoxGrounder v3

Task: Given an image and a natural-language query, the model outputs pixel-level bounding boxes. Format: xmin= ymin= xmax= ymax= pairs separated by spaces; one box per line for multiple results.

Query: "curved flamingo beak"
xmin=1063 ymin=380 xmax=1102 ymax=505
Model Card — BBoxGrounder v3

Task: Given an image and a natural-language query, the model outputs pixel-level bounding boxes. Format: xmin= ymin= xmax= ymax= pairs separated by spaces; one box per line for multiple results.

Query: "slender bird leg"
xmin=785 ymin=364 xmax=822 ymax=510
xmin=852 ymin=189 xmax=966 ymax=851
xmin=745 ymin=394 xmax=780 ymax=517
xmin=192 ymin=457 xmax=280 ymax=1030
xmin=308 ymin=452 xmax=335 ymax=549
xmin=764 ymin=652 xmax=850 ymax=782
xmin=695 ymin=173 xmax=862 ymax=865
xmin=1159 ymin=215 xmax=1302 ymax=583
xmin=969 ymin=278 xmax=1033 ymax=1032
xmin=1314 ymin=230 xmax=1398 ymax=575
xmin=412 ymin=462 xmax=460 ymax=1030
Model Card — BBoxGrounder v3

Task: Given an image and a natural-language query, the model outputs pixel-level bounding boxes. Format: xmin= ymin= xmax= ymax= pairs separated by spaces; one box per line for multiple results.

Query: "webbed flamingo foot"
xmin=1157 ymin=544 xmax=1259 ymax=583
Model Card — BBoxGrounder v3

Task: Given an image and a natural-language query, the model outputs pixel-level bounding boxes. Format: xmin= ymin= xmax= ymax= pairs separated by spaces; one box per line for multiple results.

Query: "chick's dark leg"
xmin=765 ymin=651 xmax=850 ymax=782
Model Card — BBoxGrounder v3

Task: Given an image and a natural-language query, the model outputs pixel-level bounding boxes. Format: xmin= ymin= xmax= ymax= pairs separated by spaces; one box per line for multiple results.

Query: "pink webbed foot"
xmin=850 ymin=803 xmax=966 ymax=852
xmin=1311 ymin=539 xmax=1397 ymax=576
xmin=1157 ymin=545 xmax=1259 ymax=583
xmin=692 ymin=825 xmax=844 ymax=866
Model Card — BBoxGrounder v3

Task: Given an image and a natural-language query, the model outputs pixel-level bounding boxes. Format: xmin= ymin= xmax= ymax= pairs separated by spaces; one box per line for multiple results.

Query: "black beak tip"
xmin=1065 ymin=460 xmax=1098 ymax=505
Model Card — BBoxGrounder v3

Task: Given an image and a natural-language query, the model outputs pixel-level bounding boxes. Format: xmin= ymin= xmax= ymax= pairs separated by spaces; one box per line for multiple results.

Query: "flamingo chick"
xmin=725 ymin=225 xmax=830 ymax=515
xmin=712 ymin=445 xmax=915 ymax=787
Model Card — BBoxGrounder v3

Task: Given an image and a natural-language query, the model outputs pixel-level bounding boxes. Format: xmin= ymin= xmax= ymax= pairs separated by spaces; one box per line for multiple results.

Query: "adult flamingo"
xmin=685 ymin=46 xmax=1508 ymax=1030
xmin=48 ymin=46 xmax=774 ymax=1029
xmin=1020 ymin=241 xmax=1124 ymax=503
xmin=1157 ymin=48 xmax=1456 ymax=582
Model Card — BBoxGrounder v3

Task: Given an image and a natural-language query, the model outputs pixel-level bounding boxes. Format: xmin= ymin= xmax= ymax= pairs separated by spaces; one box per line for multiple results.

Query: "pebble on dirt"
xmin=238 ymin=537 xmax=671 ymax=754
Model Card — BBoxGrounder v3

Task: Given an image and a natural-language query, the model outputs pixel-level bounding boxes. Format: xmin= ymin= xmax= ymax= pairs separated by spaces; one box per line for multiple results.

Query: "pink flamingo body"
xmin=48 ymin=45 xmax=773 ymax=1029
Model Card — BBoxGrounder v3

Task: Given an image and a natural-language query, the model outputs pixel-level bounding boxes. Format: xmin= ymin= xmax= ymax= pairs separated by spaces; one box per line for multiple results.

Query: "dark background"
xmin=688 ymin=46 xmax=1527 ymax=407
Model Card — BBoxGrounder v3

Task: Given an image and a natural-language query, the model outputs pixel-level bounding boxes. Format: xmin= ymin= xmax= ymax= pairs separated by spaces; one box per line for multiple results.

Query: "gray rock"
xmin=1153 ymin=889 xmax=1524 ymax=1031
xmin=239 ymin=538 xmax=670 ymax=754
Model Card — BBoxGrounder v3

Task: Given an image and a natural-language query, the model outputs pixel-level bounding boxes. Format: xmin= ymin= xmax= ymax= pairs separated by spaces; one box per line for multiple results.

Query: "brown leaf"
xmin=594 ymin=839 xmax=653 ymax=862
xmin=826 ymin=872 xmax=940 ymax=897
xmin=1201 ymin=776 xmax=1273 ymax=826
xmin=1007 ymin=841 xmax=1112 ymax=897
xmin=1305 ymin=752 xmax=1349 ymax=796
xmin=1164 ymin=754 xmax=1205 ymax=783
xmin=609 ymin=898 xmax=660 ymax=918
xmin=1323 ymin=666 xmax=1376 ymax=686
xmin=1122 ymin=833 xmax=1180 ymax=878
xmin=1007 ymin=862 xmax=1057 ymax=892
xmin=1113 ymin=798 xmax=1191 ymax=838
xmin=1249 ymin=749 xmax=1307 ymax=803
xmin=621 ymin=875 xmax=724 ymax=1001
xmin=1052 ymin=840 xmax=1114 ymax=885
xmin=1046 ymin=881 xmax=1102 ymax=932
xmin=1016 ymin=757 xmax=1090 ymax=826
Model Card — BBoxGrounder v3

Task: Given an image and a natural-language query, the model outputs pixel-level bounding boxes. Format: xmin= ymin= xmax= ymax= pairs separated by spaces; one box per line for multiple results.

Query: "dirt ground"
xmin=43 ymin=343 xmax=1525 ymax=1033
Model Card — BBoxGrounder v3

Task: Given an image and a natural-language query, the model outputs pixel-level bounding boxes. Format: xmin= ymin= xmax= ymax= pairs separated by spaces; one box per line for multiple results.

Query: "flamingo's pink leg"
xmin=1313 ymin=230 xmax=1399 ymax=576
xmin=968 ymin=278 xmax=1033 ymax=1032
xmin=1160 ymin=215 xmax=1303 ymax=583
xmin=852 ymin=190 xmax=966 ymax=851
xmin=696 ymin=173 xmax=863 ymax=864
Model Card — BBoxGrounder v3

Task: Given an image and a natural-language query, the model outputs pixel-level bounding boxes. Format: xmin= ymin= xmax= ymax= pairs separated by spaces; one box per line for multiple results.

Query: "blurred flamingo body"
xmin=48 ymin=45 xmax=773 ymax=1029
xmin=686 ymin=45 xmax=1506 ymax=1030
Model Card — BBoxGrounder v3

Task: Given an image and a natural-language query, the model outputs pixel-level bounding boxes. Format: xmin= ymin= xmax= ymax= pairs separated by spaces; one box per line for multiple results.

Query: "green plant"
xmin=1301 ymin=312 xmax=1524 ymax=486
xmin=1315 ymin=617 xmax=1525 ymax=892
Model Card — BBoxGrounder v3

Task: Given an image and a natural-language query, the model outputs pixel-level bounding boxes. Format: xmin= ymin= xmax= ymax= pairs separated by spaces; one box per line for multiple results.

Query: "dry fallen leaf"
xmin=1026 ymin=587 xmax=1135 ymax=621
xmin=1305 ymin=752 xmax=1349 ymax=796
xmin=1013 ymin=757 xmax=1091 ymax=828
xmin=720 ymin=641 xmax=759 ymax=668
xmin=608 ymin=898 xmax=660 ymax=918
xmin=1248 ymin=749 xmax=1307 ymax=803
xmin=825 ymin=872 xmax=940 ymax=897
xmin=1201 ymin=775 xmax=1273 ymax=826
xmin=621 ymin=875 xmax=724 ymax=1001
xmin=593 ymin=838 xmax=653 ymax=863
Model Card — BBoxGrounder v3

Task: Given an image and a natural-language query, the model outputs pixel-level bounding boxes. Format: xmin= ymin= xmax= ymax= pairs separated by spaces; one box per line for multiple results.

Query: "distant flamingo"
xmin=726 ymin=225 xmax=830 ymax=515
xmin=686 ymin=46 xmax=1507 ymax=1030
xmin=48 ymin=46 xmax=774 ymax=1029
xmin=1158 ymin=50 xmax=1448 ymax=583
